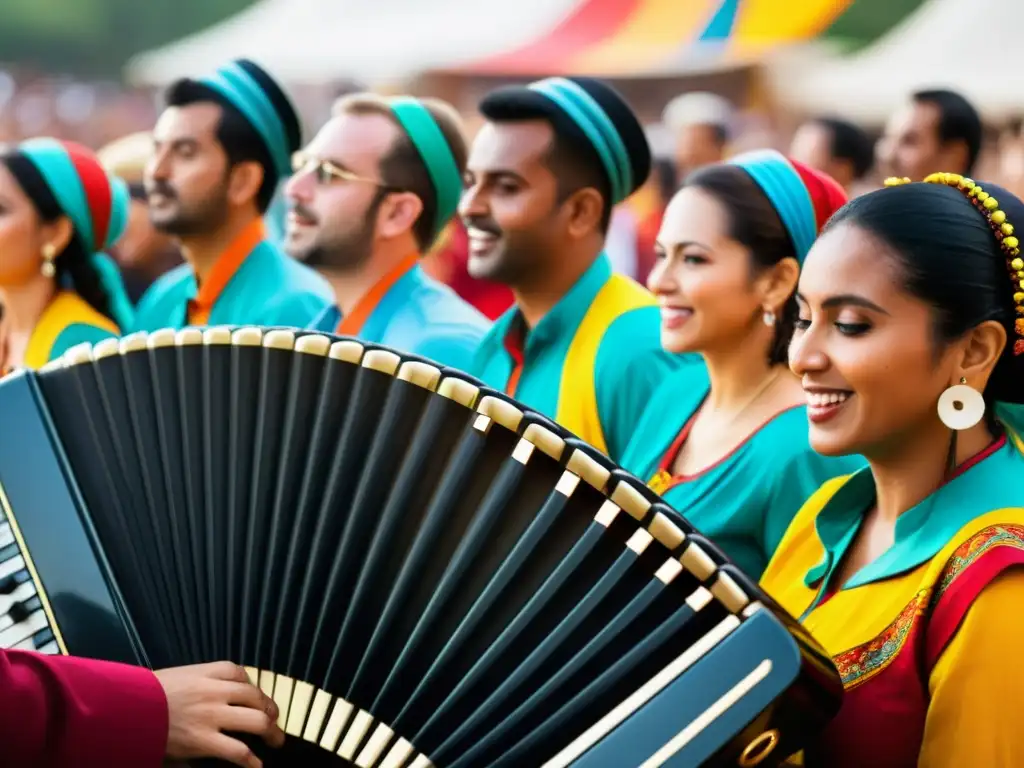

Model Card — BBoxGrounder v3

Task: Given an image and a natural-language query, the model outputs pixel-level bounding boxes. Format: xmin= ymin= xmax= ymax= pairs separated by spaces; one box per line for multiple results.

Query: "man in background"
xmin=286 ymin=93 xmax=489 ymax=370
xmin=134 ymin=58 xmax=333 ymax=331
xmin=661 ymin=91 xmax=733 ymax=179
xmin=97 ymin=131 xmax=183 ymax=304
xmin=789 ymin=116 xmax=875 ymax=196
xmin=876 ymin=88 xmax=982 ymax=180
xmin=463 ymin=76 xmax=690 ymax=462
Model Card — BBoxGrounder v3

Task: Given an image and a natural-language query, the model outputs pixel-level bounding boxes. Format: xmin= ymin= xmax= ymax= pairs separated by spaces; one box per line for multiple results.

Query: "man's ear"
xmin=227 ymin=161 xmax=265 ymax=207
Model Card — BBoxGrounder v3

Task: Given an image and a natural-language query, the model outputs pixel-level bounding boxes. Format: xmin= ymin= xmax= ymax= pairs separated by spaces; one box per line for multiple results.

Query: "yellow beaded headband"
xmin=884 ymin=173 xmax=1024 ymax=355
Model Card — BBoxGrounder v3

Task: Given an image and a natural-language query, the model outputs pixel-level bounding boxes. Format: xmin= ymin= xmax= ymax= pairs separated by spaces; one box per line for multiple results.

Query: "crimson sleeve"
xmin=0 ymin=648 xmax=168 ymax=766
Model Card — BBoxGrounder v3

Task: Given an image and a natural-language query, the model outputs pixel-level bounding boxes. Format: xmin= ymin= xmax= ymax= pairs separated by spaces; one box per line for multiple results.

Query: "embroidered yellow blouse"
xmin=761 ymin=435 xmax=1024 ymax=767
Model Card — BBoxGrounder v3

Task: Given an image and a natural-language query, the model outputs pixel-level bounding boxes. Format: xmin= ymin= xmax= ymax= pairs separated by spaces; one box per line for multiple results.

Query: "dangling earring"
xmin=40 ymin=243 xmax=56 ymax=278
xmin=937 ymin=377 xmax=985 ymax=430
xmin=762 ymin=308 xmax=776 ymax=327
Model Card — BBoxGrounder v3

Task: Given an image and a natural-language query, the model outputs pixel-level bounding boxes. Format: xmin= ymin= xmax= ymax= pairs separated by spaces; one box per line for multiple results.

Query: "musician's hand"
xmin=156 ymin=661 xmax=285 ymax=768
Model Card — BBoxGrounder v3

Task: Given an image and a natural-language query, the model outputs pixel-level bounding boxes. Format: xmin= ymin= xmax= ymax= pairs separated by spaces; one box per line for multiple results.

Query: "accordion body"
xmin=0 ymin=327 xmax=843 ymax=767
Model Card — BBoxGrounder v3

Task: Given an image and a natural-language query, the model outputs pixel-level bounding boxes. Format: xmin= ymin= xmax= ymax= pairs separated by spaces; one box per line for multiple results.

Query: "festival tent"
xmin=126 ymin=0 xmax=325 ymax=85
xmin=446 ymin=0 xmax=853 ymax=78
xmin=127 ymin=0 xmax=853 ymax=86
xmin=126 ymin=0 xmax=583 ymax=86
xmin=771 ymin=0 xmax=1024 ymax=121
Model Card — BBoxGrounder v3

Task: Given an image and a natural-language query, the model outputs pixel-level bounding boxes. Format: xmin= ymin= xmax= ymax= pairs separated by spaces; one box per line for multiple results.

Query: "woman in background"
xmin=0 ymin=138 xmax=133 ymax=374
xmin=622 ymin=150 xmax=865 ymax=578
xmin=762 ymin=174 xmax=1024 ymax=766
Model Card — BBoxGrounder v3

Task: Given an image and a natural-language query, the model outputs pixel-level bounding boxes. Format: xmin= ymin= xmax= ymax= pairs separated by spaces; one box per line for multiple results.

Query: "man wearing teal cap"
xmin=463 ymin=76 xmax=693 ymax=462
xmin=290 ymin=93 xmax=489 ymax=370
xmin=133 ymin=58 xmax=334 ymax=331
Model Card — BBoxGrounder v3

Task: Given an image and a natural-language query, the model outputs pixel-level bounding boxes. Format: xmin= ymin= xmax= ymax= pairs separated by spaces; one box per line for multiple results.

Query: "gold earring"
xmin=40 ymin=243 xmax=56 ymax=278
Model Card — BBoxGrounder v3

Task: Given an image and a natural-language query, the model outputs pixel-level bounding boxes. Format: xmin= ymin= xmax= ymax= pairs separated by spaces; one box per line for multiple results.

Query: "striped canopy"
xmin=457 ymin=0 xmax=853 ymax=76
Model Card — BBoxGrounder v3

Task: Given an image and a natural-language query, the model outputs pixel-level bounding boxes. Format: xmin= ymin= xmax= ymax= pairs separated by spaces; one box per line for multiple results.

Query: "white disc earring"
xmin=762 ymin=309 xmax=776 ymax=327
xmin=937 ymin=377 xmax=985 ymax=430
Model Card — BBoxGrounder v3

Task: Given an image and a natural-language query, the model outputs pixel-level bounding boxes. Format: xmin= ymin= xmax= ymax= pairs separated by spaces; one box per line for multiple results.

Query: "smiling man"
xmin=290 ymin=93 xmax=489 ymax=370
xmin=462 ymin=77 xmax=690 ymax=461
xmin=132 ymin=59 xmax=334 ymax=332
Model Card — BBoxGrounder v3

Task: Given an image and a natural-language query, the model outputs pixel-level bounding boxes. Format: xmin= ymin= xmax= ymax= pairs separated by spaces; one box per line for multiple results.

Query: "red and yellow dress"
xmin=761 ymin=431 xmax=1024 ymax=767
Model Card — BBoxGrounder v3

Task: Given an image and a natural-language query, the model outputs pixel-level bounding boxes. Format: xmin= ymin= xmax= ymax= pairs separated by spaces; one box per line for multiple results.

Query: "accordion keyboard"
xmin=0 ymin=507 xmax=59 ymax=654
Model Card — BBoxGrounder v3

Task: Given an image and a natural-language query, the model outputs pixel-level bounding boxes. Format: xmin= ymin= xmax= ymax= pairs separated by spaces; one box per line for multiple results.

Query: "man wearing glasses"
xmin=132 ymin=59 xmax=334 ymax=332
xmin=286 ymin=94 xmax=489 ymax=370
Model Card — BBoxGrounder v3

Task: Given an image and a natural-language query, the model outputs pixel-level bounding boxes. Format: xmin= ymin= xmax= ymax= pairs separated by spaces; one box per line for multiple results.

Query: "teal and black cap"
xmin=166 ymin=59 xmax=301 ymax=194
xmin=479 ymin=76 xmax=651 ymax=207
xmin=387 ymin=96 xmax=464 ymax=246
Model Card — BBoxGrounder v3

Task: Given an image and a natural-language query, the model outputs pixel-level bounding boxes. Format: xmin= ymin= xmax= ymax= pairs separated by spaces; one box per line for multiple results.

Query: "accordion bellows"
xmin=0 ymin=327 xmax=843 ymax=767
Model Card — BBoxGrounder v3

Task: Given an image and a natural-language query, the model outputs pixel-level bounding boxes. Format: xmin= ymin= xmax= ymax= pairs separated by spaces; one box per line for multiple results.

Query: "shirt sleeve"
xmin=306 ymin=304 xmax=342 ymax=333
xmin=270 ymin=291 xmax=336 ymax=329
xmin=918 ymin=568 xmax=1024 ymax=768
xmin=1 ymin=649 xmax=168 ymax=766
xmin=415 ymin=330 xmax=486 ymax=373
xmin=594 ymin=306 xmax=698 ymax=463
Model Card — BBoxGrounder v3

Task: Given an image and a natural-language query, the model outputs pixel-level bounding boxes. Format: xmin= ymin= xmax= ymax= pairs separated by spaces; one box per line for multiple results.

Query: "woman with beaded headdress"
xmin=0 ymin=138 xmax=134 ymax=375
xmin=621 ymin=150 xmax=866 ymax=579
xmin=761 ymin=172 xmax=1024 ymax=766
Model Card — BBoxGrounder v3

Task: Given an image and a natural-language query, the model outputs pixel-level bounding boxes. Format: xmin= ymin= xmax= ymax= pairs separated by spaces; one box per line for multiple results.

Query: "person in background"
xmin=2 ymin=650 xmax=284 ymax=767
xmin=288 ymin=93 xmax=489 ymax=370
xmin=96 ymin=131 xmax=183 ymax=304
xmin=997 ymin=117 xmax=1024 ymax=199
xmin=0 ymin=139 xmax=135 ymax=374
xmin=462 ymin=76 xmax=691 ymax=462
xmin=604 ymin=205 xmax=641 ymax=279
xmin=661 ymin=91 xmax=732 ymax=179
xmin=621 ymin=151 xmax=865 ymax=577
xmin=631 ymin=157 xmax=677 ymax=285
xmin=789 ymin=116 xmax=875 ymax=196
xmin=761 ymin=174 xmax=1024 ymax=766
xmin=876 ymin=88 xmax=982 ymax=181
xmin=133 ymin=58 xmax=333 ymax=332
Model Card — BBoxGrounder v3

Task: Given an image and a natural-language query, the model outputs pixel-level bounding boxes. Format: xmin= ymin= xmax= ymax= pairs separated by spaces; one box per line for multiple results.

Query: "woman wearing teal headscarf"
xmin=620 ymin=151 xmax=865 ymax=578
xmin=0 ymin=138 xmax=133 ymax=374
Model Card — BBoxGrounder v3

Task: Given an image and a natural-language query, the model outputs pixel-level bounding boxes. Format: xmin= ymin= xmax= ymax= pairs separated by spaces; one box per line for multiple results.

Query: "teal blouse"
xmin=620 ymin=364 xmax=866 ymax=578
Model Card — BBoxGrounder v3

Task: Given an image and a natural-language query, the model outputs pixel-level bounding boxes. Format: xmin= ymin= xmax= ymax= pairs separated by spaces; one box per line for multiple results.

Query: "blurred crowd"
xmin=3 ymin=64 xmax=1022 ymax=324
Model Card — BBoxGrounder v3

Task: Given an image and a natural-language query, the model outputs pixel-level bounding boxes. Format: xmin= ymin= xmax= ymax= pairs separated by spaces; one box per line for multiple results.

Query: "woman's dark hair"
xmin=824 ymin=181 xmax=1024 ymax=405
xmin=1 ymin=152 xmax=115 ymax=323
xmin=683 ymin=163 xmax=798 ymax=365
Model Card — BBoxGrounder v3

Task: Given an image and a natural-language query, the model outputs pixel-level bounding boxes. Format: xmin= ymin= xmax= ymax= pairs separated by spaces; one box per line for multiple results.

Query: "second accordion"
xmin=0 ymin=327 xmax=843 ymax=766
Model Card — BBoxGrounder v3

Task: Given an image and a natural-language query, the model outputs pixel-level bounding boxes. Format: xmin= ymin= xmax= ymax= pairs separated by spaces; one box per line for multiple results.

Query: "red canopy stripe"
xmin=466 ymin=0 xmax=642 ymax=75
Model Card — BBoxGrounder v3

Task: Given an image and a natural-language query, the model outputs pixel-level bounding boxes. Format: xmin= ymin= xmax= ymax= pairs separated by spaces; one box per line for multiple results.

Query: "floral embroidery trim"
xmin=933 ymin=524 xmax=1024 ymax=600
xmin=832 ymin=524 xmax=1024 ymax=690
xmin=832 ymin=590 xmax=928 ymax=689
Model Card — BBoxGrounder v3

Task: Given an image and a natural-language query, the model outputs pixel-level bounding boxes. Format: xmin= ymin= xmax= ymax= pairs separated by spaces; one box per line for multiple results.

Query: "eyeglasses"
xmin=291 ymin=151 xmax=384 ymax=187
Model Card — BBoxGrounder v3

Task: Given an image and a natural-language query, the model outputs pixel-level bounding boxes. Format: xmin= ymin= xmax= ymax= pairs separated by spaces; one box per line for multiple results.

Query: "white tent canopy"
xmin=770 ymin=0 xmax=1024 ymax=122
xmin=127 ymin=0 xmax=582 ymax=86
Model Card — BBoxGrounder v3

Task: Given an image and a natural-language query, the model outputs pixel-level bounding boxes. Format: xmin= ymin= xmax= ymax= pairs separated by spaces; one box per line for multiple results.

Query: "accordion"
xmin=0 ymin=327 xmax=842 ymax=767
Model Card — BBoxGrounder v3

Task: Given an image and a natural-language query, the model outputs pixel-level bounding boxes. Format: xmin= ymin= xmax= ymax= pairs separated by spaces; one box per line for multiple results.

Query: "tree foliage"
xmin=0 ymin=0 xmax=254 ymax=77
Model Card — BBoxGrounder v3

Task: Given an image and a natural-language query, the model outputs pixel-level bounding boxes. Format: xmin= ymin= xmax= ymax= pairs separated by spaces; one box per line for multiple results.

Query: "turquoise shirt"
xmin=131 ymin=239 xmax=334 ymax=332
xmin=309 ymin=264 xmax=490 ymax=372
xmin=469 ymin=253 xmax=693 ymax=463
xmin=621 ymin=364 xmax=867 ymax=578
